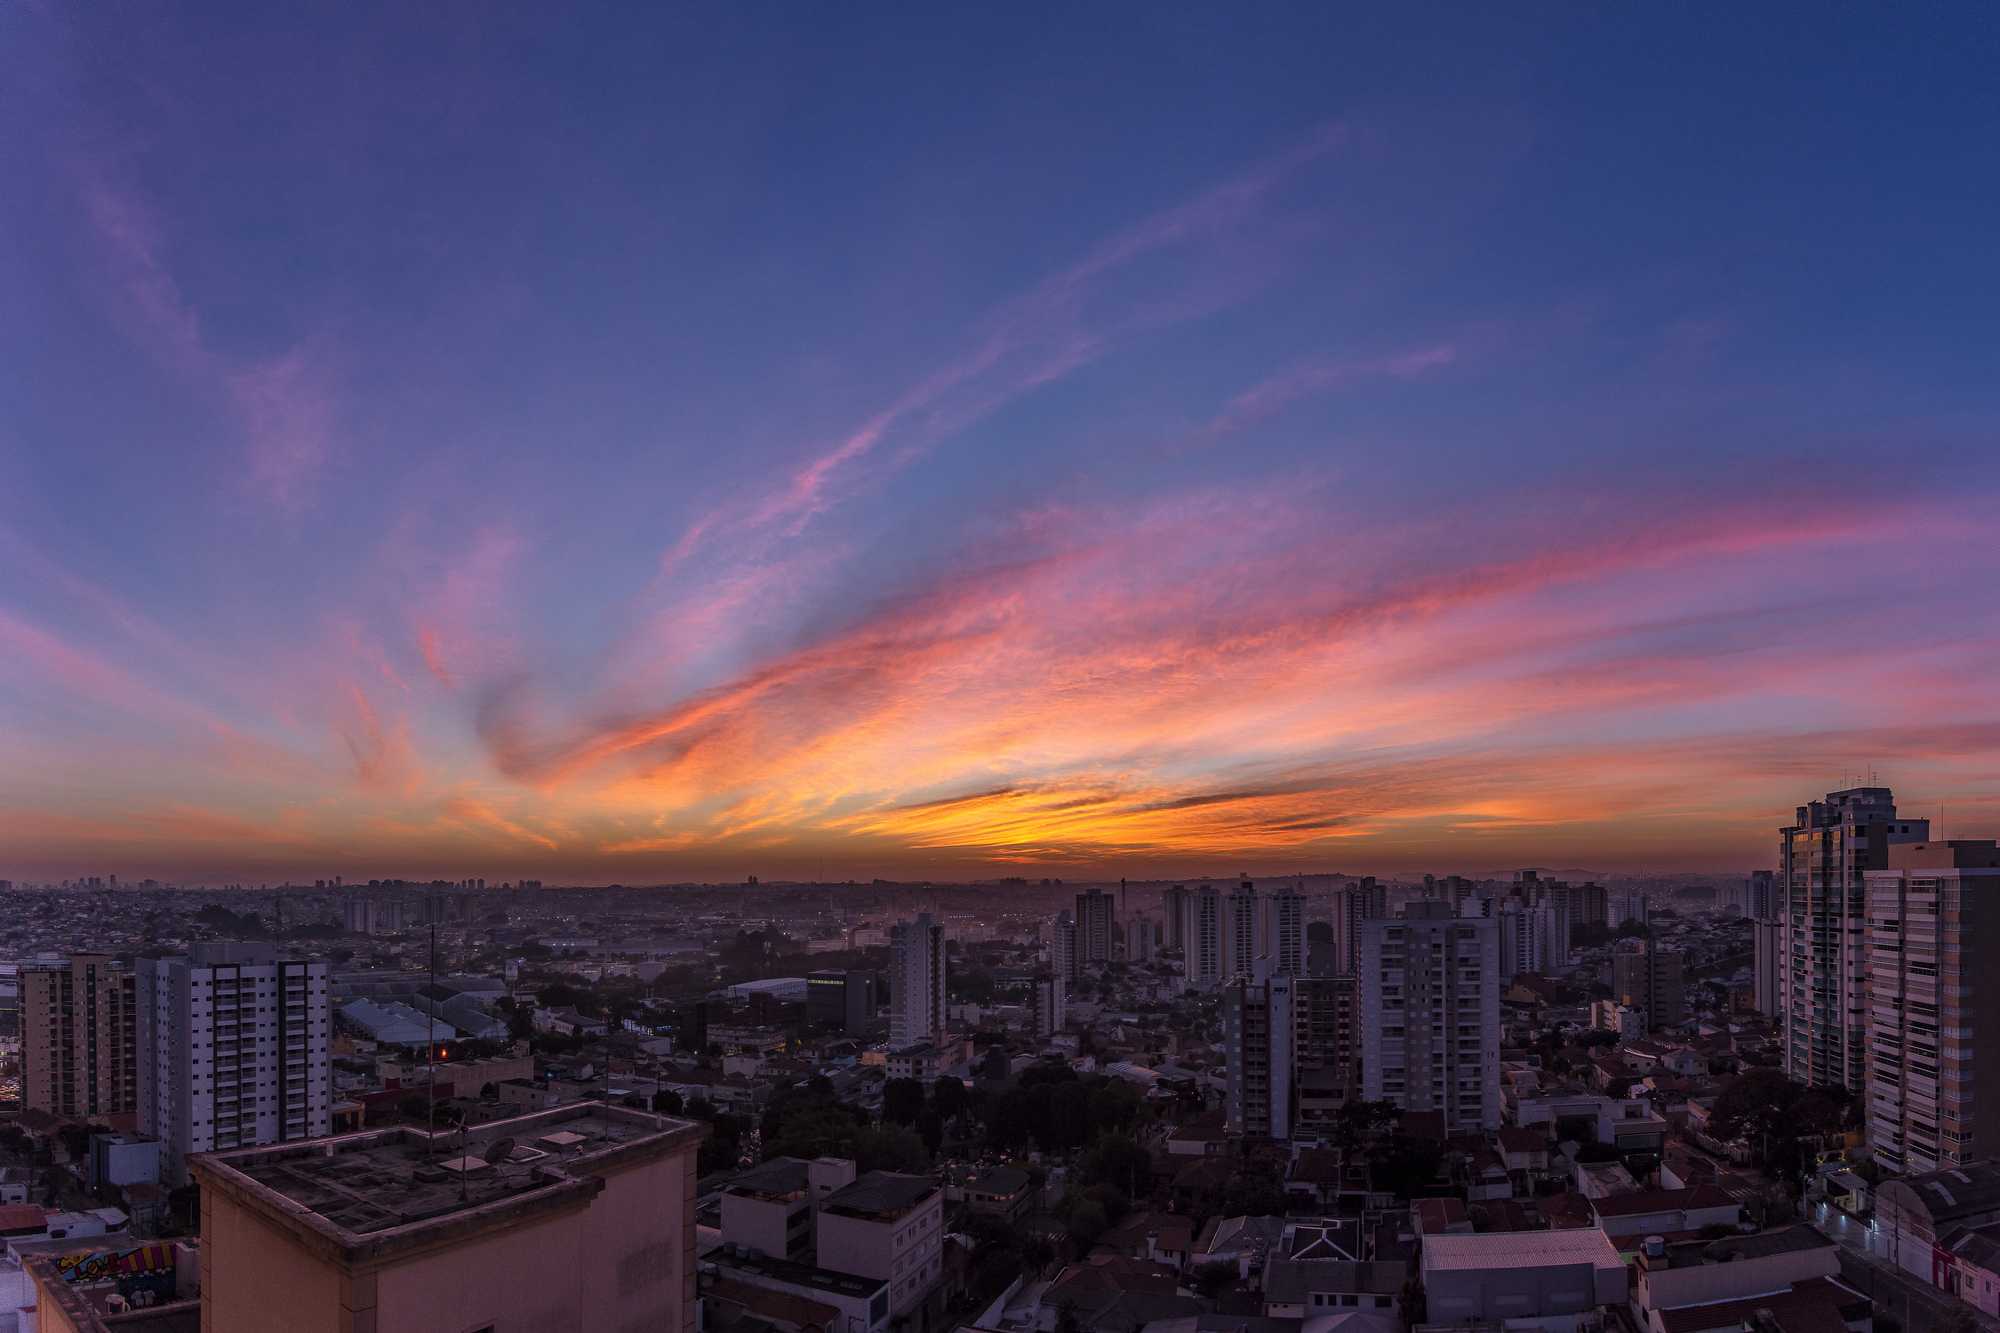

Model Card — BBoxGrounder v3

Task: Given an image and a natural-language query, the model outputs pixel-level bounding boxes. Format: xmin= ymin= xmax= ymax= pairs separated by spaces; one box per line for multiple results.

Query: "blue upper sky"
xmin=2 ymin=4 xmax=1996 ymax=882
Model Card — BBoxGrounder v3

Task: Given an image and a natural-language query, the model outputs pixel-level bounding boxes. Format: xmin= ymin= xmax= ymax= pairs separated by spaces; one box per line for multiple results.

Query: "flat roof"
xmin=1421 ymin=1228 xmax=1622 ymax=1273
xmin=821 ymin=1171 xmax=939 ymax=1220
xmin=190 ymin=1102 xmax=704 ymax=1266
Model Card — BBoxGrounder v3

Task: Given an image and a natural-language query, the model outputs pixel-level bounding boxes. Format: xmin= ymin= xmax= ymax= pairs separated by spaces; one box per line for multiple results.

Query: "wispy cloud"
xmin=77 ymin=168 xmax=336 ymax=512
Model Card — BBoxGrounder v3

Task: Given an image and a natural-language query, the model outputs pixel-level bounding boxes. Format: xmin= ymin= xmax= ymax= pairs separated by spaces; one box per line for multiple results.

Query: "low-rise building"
xmin=1419 ymin=1229 xmax=1628 ymax=1332
xmin=1630 ymin=1226 xmax=1850 ymax=1333
xmin=816 ymin=1171 xmax=944 ymax=1318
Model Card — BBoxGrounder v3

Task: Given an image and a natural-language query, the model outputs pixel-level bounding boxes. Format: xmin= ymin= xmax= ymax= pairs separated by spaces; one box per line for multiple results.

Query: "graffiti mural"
xmin=54 ymin=1244 xmax=174 ymax=1284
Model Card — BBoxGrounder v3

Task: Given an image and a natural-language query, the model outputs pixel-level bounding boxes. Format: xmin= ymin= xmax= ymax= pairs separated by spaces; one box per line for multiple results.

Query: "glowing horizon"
xmin=4 ymin=8 xmax=1997 ymax=884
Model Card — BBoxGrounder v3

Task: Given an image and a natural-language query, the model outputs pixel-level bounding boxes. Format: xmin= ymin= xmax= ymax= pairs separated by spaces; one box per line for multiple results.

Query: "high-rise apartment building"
xmin=1334 ymin=878 xmax=1389 ymax=975
xmin=1492 ymin=901 xmax=1563 ymax=978
xmin=1571 ymin=881 xmax=1609 ymax=932
xmin=1048 ymin=911 xmax=1077 ymax=983
xmin=1292 ymin=973 xmax=1362 ymax=1137
xmin=1186 ymin=884 xmax=1223 ymax=988
xmin=1265 ymin=883 xmax=1305 ymax=976
xmin=21 ymin=954 xmax=139 ymax=1123
xmin=1752 ymin=918 xmax=1783 ymax=1018
xmin=1162 ymin=884 xmax=1189 ymax=950
xmin=136 ymin=943 xmax=331 ymax=1184
xmin=1032 ymin=970 xmax=1067 ymax=1039
xmin=1125 ymin=916 xmax=1159 ymax=963
xmin=888 ymin=914 xmax=945 ymax=1050
xmin=1779 ymin=787 xmax=1929 ymax=1091
xmin=1359 ymin=904 xmax=1500 ymax=1131
xmin=1863 ymin=840 xmax=2000 ymax=1175
xmin=1075 ymin=889 xmax=1116 ymax=966
xmin=1224 ymin=973 xmax=1294 ymax=1138
xmin=1611 ymin=942 xmax=1686 ymax=1030
xmin=1744 ymin=870 xmax=1776 ymax=919
xmin=1225 ymin=879 xmax=1260 ymax=980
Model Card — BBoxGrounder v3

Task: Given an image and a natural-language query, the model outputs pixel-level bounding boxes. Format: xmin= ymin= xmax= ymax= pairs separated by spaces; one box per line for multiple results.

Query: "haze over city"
xmin=4 ymin=6 xmax=1997 ymax=885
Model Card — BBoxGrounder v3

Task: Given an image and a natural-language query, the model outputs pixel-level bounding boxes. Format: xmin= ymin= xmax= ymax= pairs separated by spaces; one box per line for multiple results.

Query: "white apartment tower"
xmin=1863 ymin=840 xmax=2000 ymax=1174
xmin=1225 ymin=879 xmax=1260 ymax=980
xmin=1265 ymin=883 xmax=1305 ymax=976
xmin=1779 ymin=787 xmax=1928 ymax=1091
xmin=1359 ymin=904 xmax=1501 ymax=1131
xmin=889 ymin=914 xmax=946 ymax=1049
xmin=1186 ymin=884 xmax=1223 ymax=989
xmin=135 ymin=943 xmax=331 ymax=1185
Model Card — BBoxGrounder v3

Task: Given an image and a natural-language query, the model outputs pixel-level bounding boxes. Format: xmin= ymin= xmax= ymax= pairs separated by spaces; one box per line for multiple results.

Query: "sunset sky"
xmin=3 ymin=7 xmax=1997 ymax=883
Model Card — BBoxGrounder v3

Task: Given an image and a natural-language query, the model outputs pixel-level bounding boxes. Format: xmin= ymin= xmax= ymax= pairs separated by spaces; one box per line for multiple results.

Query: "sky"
xmin=2 ymin=5 xmax=1998 ymax=884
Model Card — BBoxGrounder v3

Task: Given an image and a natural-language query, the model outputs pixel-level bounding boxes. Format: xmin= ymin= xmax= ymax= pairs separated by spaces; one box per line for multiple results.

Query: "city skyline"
xmin=6 ymin=7 xmax=1999 ymax=883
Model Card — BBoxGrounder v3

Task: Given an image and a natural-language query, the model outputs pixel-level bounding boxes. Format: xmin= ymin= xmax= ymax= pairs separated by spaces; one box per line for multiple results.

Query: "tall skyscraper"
xmin=1048 ymin=911 xmax=1078 ymax=983
xmin=1779 ymin=787 xmax=1929 ymax=1091
xmin=1224 ymin=973 xmax=1295 ymax=1138
xmin=889 ymin=914 xmax=946 ymax=1049
xmin=1611 ymin=941 xmax=1686 ymax=1030
xmin=1359 ymin=904 xmax=1501 ymax=1131
xmin=1163 ymin=884 xmax=1189 ymax=950
xmin=1864 ymin=840 xmax=2000 ymax=1174
xmin=1187 ymin=884 xmax=1223 ymax=989
xmin=1266 ymin=882 xmax=1305 ymax=976
xmin=136 ymin=943 xmax=331 ymax=1184
xmin=1292 ymin=973 xmax=1362 ymax=1137
xmin=1225 ymin=879 xmax=1260 ymax=980
xmin=1334 ymin=878 xmax=1388 ymax=975
xmin=1032 ymin=969 xmax=1067 ymax=1039
xmin=1744 ymin=870 xmax=1776 ymax=919
xmin=1075 ymin=889 xmax=1116 ymax=966
xmin=21 ymin=954 xmax=139 ymax=1122
xmin=1752 ymin=918 xmax=1783 ymax=1018
xmin=1125 ymin=916 xmax=1159 ymax=963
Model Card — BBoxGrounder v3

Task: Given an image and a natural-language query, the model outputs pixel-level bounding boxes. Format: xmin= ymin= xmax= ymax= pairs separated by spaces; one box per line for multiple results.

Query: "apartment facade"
xmin=1186 ymin=884 xmax=1223 ymax=989
xmin=21 ymin=954 xmax=139 ymax=1124
xmin=1074 ymin=889 xmax=1116 ymax=966
xmin=135 ymin=943 xmax=331 ymax=1184
xmin=1863 ymin=840 xmax=2000 ymax=1174
xmin=1265 ymin=885 xmax=1305 ymax=977
xmin=1778 ymin=786 xmax=1928 ymax=1091
xmin=815 ymin=1172 xmax=944 ymax=1319
xmin=1611 ymin=943 xmax=1687 ymax=1030
xmin=1359 ymin=904 xmax=1501 ymax=1130
xmin=1225 ymin=971 xmax=1362 ymax=1141
xmin=887 ymin=915 xmax=944 ymax=1050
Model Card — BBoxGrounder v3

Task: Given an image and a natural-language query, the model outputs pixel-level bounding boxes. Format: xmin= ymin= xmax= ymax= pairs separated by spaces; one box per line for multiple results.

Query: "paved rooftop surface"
xmin=221 ymin=1105 xmax=681 ymax=1235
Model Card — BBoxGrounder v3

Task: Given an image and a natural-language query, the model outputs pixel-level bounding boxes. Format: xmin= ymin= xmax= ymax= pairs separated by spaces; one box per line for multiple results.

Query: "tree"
xmin=1190 ymin=1261 xmax=1239 ymax=1299
xmin=652 ymin=1089 xmax=685 ymax=1115
xmin=1082 ymin=1134 xmax=1151 ymax=1196
xmin=931 ymin=1076 xmax=970 ymax=1123
xmin=853 ymin=1124 xmax=929 ymax=1173
xmin=882 ymin=1077 xmax=927 ymax=1126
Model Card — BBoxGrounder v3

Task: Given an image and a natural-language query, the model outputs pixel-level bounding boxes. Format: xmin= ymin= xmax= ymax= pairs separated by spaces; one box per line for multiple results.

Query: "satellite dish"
xmin=488 ymin=1136 xmax=516 ymax=1164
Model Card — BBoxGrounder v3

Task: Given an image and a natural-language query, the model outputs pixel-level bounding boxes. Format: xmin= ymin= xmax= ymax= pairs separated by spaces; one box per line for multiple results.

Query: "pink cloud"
xmin=76 ymin=166 xmax=337 ymax=512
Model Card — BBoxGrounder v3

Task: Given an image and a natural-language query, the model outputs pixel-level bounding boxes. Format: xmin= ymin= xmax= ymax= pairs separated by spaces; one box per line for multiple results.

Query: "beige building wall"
xmin=199 ymin=1126 xmax=698 ymax=1333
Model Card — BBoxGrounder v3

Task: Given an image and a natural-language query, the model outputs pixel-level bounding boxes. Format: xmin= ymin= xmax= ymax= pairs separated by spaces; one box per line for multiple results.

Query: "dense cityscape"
xmin=0 ymin=784 xmax=1991 ymax=1331
xmin=8 ymin=3 xmax=1998 ymax=1333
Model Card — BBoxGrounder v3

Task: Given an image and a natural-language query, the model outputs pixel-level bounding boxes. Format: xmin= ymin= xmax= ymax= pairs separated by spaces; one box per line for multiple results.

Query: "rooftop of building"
xmin=820 ymin=1170 xmax=939 ymax=1221
xmin=725 ymin=1157 xmax=814 ymax=1200
xmin=1591 ymin=1184 xmax=1737 ymax=1217
xmin=1653 ymin=1225 xmax=1830 ymax=1269
xmin=1421 ymin=1228 xmax=1623 ymax=1273
xmin=190 ymin=1101 xmax=704 ymax=1265
xmin=1881 ymin=1162 xmax=2000 ymax=1221
xmin=709 ymin=1245 xmax=891 ymax=1299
